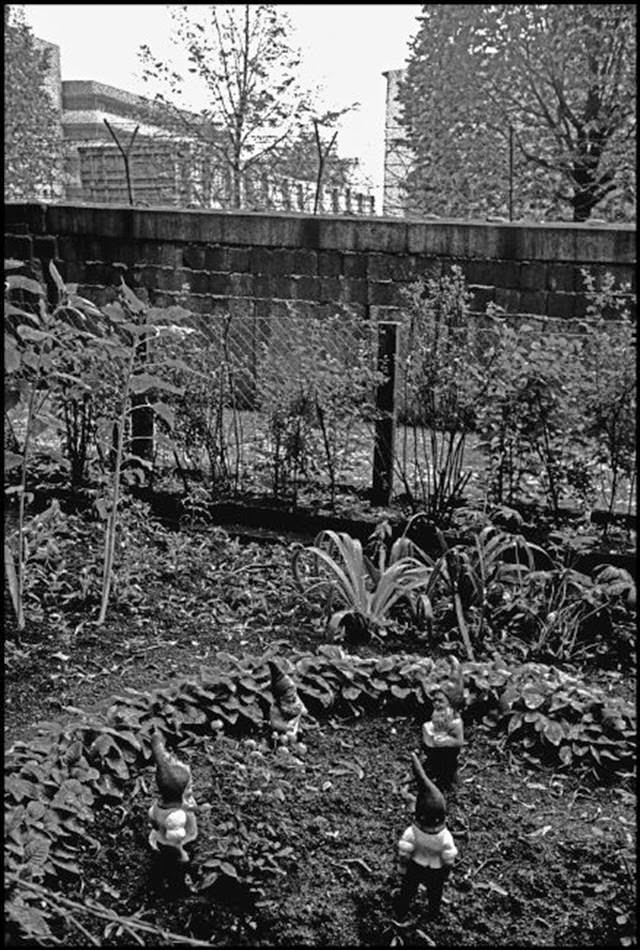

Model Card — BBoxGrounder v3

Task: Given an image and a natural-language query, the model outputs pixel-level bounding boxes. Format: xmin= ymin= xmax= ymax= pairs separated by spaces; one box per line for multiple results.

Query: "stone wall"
xmin=4 ymin=202 xmax=636 ymax=322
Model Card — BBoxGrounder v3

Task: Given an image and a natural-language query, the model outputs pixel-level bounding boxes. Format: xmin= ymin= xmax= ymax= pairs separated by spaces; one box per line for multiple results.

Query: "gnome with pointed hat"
xmin=268 ymin=660 xmax=307 ymax=746
xmin=148 ymin=730 xmax=198 ymax=863
xmin=421 ymin=656 xmax=465 ymax=788
xmin=394 ymin=753 xmax=458 ymax=919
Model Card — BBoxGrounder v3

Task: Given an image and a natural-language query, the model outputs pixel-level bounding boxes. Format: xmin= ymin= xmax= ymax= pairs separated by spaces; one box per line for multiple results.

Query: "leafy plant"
xmin=291 ymin=527 xmax=434 ymax=641
xmin=477 ymin=269 xmax=636 ymax=525
xmin=161 ymin=315 xmax=249 ymax=496
xmin=580 ymin=268 xmax=636 ymax=530
xmin=90 ymin=280 xmax=195 ymax=624
xmin=476 ymin=314 xmax=592 ymax=518
xmin=405 ymin=516 xmax=551 ymax=661
xmin=491 ymin=670 xmax=636 ymax=778
xmin=256 ymin=309 xmax=380 ymax=508
xmin=494 ymin=563 xmax=636 ymax=665
xmin=4 ymin=260 xmax=101 ymax=635
xmin=395 ymin=268 xmax=499 ymax=523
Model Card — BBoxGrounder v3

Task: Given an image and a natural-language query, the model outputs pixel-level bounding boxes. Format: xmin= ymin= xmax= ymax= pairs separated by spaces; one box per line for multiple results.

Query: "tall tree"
xmin=398 ymin=4 xmax=636 ymax=222
xmin=4 ymin=5 xmax=63 ymax=201
xmin=139 ymin=4 xmax=316 ymax=209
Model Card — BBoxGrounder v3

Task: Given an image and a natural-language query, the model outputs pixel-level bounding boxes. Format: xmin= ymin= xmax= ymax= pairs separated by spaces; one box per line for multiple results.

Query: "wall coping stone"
xmin=5 ymin=201 xmax=636 ymax=264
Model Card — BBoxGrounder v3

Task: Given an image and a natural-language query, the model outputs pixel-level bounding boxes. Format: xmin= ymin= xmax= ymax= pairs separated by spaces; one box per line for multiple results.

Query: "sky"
xmin=20 ymin=3 xmax=422 ymax=206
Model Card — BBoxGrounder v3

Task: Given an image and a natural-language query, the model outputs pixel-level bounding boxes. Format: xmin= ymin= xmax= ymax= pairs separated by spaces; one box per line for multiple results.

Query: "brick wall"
xmin=4 ymin=203 xmax=636 ymax=322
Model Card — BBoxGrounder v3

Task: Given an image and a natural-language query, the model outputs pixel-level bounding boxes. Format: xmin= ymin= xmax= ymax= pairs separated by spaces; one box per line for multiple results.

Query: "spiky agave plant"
xmin=291 ymin=529 xmax=435 ymax=641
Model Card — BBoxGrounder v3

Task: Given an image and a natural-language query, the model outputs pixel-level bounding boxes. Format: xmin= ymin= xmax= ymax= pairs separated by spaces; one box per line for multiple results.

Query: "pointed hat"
xmin=268 ymin=660 xmax=305 ymax=715
xmin=411 ymin=752 xmax=446 ymax=826
xmin=151 ymin=731 xmax=192 ymax=804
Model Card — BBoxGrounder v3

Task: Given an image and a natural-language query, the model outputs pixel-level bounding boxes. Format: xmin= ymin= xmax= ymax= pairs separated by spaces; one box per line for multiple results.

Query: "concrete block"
xmin=576 ymin=225 xmax=636 ymax=264
xmin=154 ymin=268 xmax=186 ymax=293
xmin=469 ymin=285 xmax=495 ymax=312
xmin=292 ymin=248 xmax=317 ymax=275
xmin=342 ymin=252 xmax=367 ymax=278
xmin=317 ymin=249 xmax=342 ymax=277
xmin=519 ymin=261 xmax=547 ymax=291
xmin=56 ymin=236 xmax=82 ymax=263
xmin=341 ymin=278 xmax=368 ymax=305
xmin=269 ymin=249 xmax=294 ymax=276
xmin=547 ymin=263 xmax=577 ymax=292
xmin=250 ymin=246 xmax=273 ymax=274
xmin=319 ymin=276 xmax=341 ymax=302
xmin=204 ymin=245 xmax=229 ymax=271
xmin=4 ymin=234 xmax=33 ymax=262
xmin=411 ymin=257 xmax=443 ymax=283
xmin=84 ymin=261 xmax=118 ymax=286
xmin=182 ymin=245 xmax=206 ymax=270
xmin=271 ymin=275 xmax=295 ymax=299
xmin=518 ymin=289 xmax=547 ymax=316
xmin=6 ymin=202 xmax=48 ymax=234
xmin=368 ymin=281 xmax=402 ymax=306
xmin=117 ymin=240 xmax=146 ymax=265
xmin=253 ymin=274 xmax=273 ymax=298
xmin=32 ymin=236 xmax=58 ymax=261
xmin=547 ymin=291 xmax=576 ymax=319
xmin=351 ymin=219 xmax=408 ymax=253
xmin=291 ymin=275 xmax=320 ymax=300
xmin=492 ymin=259 xmax=522 ymax=289
xmin=228 ymin=246 xmax=251 ymax=272
xmin=229 ymin=273 xmax=253 ymax=296
xmin=62 ymin=260 xmax=87 ymax=284
xmin=494 ymin=287 xmax=521 ymax=313
xmin=367 ymin=254 xmax=393 ymax=280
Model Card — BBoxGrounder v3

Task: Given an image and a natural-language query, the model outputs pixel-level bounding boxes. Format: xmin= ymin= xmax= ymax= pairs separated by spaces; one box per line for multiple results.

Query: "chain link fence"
xmin=163 ymin=303 xmax=382 ymax=506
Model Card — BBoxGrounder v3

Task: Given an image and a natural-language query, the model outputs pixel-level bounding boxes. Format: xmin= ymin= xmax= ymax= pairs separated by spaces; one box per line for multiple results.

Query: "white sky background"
xmin=20 ymin=3 xmax=422 ymax=208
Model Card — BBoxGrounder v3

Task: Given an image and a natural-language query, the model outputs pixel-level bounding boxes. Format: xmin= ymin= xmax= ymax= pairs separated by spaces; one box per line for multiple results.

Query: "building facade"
xmin=22 ymin=36 xmax=376 ymax=214
xmin=381 ymin=69 xmax=413 ymax=217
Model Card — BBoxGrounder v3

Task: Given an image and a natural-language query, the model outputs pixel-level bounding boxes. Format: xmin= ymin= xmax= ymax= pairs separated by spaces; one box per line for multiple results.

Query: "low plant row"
xmin=5 ymin=647 xmax=635 ymax=941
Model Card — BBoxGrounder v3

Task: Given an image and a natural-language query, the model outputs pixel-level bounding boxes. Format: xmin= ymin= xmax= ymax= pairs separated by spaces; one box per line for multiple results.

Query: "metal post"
xmin=371 ymin=320 xmax=399 ymax=506
xmin=508 ymin=125 xmax=514 ymax=222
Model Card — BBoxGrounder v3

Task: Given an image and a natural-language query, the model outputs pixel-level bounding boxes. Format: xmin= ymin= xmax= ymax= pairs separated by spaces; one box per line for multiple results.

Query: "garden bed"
xmin=4 ymin=506 xmax=637 ymax=947
xmin=17 ymin=483 xmax=638 ymax=578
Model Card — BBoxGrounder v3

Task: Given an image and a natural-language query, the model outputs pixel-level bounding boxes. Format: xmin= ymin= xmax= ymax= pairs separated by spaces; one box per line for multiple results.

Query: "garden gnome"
xmin=268 ymin=660 xmax=307 ymax=745
xmin=421 ymin=656 xmax=465 ymax=788
xmin=394 ymin=753 xmax=458 ymax=920
xmin=148 ymin=730 xmax=198 ymax=863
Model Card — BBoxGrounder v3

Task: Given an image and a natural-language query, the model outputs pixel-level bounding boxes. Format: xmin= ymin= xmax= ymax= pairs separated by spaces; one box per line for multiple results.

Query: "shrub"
xmin=255 ymin=308 xmax=381 ymax=507
xmin=396 ymin=267 xmax=503 ymax=522
xmin=476 ymin=270 xmax=636 ymax=522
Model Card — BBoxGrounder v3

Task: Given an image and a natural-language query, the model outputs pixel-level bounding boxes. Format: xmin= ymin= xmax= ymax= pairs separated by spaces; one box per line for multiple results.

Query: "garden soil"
xmin=4 ymin=531 xmax=636 ymax=947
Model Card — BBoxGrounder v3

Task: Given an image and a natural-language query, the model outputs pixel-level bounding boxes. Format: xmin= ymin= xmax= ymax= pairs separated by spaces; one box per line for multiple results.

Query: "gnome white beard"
xmin=164 ymin=808 xmax=188 ymax=842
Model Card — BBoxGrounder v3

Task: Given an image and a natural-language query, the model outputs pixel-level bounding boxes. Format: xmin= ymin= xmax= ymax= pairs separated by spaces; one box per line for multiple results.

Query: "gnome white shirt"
xmin=422 ymin=714 xmax=464 ymax=747
xmin=398 ymin=823 xmax=458 ymax=869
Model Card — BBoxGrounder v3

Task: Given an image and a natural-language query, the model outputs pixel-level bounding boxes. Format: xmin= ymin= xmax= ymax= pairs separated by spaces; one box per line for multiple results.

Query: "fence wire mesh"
xmin=391 ymin=311 xmax=636 ymax=519
xmin=164 ymin=303 xmax=382 ymax=505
